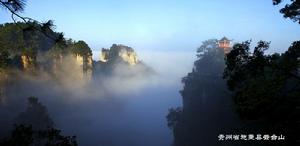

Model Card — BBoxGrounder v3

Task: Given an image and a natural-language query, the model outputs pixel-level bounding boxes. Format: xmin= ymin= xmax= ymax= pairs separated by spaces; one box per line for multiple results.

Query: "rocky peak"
xmin=100 ymin=44 xmax=139 ymax=65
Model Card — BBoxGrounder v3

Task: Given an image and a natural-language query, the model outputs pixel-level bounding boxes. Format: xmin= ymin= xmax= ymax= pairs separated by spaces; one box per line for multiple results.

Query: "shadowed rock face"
xmin=99 ymin=44 xmax=139 ymax=66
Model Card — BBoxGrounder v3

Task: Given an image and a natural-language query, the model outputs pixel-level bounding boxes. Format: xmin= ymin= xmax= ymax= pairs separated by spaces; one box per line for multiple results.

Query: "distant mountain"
xmin=99 ymin=44 xmax=138 ymax=65
xmin=93 ymin=44 xmax=154 ymax=77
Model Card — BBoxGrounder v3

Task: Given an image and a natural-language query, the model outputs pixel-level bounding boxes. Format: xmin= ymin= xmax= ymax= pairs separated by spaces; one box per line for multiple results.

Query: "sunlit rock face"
xmin=93 ymin=44 xmax=155 ymax=79
xmin=100 ymin=44 xmax=139 ymax=65
xmin=99 ymin=48 xmax=109 ymax=62
xmin=48 ymin=51 xmax=93 ymax=83
xmin=119 ymin=47 xmax=138 ymax=65
xmin=21 ymin=55 xmax=35 ymax=71
xmin=75 ymin=54 xmax=93 ymax=81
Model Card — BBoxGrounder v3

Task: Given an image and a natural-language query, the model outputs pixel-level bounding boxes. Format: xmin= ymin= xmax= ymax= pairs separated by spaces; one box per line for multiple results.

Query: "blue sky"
xmin=1 ymin=0 xmax=300 ymax=55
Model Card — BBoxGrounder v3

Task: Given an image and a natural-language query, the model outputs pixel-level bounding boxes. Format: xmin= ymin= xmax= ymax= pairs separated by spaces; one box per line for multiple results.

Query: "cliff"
xmin=21 ymin=55 xmax=35 ymax=71
xmin=75 ymin=54 xmax=93 ymax=81
xmin=93 ymin=44 xmax=155 ymax=78
xmin=169 ymin=40 xmax=241 ymax=146
xmin=0 ymin=23 xmax=152 ymax=89
xmin=99 ymin=44 xmax=139 ymax=65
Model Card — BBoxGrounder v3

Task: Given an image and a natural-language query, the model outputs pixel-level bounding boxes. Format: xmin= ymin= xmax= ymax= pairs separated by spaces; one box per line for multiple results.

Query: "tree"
xmin=0 ymin=23 xmax=75 ymax=71
xmin=0 ymin=0 xmax=26 ymax=13
xmin=0 ymin=0 xmax=64 ymax=42
xmin=0 ymin=124 xmax=78 ymax=146
xmin=273 ymin=0 xmax=300 ymax=24
xmin=196 ymin=39 xmax=219 ymax=58
xmin=166 ymin=107 xmax=182 ymax=130
xmin=0 ymin=96 xmax=78 ymax=145
xmin=0 ymin=50 xmax=10 ymax=70
xmin=15 ymin=96 xmax=54 ymax=130
xmin=71 ymin=41 xmax=92 ymax=56
xmin=168 ymin=39 xmax=241 ymax=146
xmin=223 ymin=40 xmax=300 ymax=145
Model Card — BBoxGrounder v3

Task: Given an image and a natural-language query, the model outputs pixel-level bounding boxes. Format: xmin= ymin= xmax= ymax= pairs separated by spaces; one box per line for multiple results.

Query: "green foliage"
xmin=0 ymin=50 xmax=11 ymax=70
xmin=71 ymin=40 xmax=92 ymax=56
xmin=47 ymin=40 xmax=68 ymax=58
xmin=0 ymin=0 xmax=27 ymax=12
xmin=224 ymin=40 xmax=300 ymax=118
xmin=273 ymin=0 xmax=300 ymax=24
xmin=0 ymin=124 xmax=78 ymax=146
xmin=0 ymin=22 xmax=58 ymax=55
xmin=1 ymin=0 xmax=63 ymax=43
xmin=0 ymin=23 xmax=92 ymax=70
xmin=0 ymin=96 xmax=78 ymax=145
xmin=0 ymin=23 xmax=25 ymax=54
xmin=196 ymin=39 xmax=219 ymax=58
xmin=168 ymin=39 xmax=237 ymax=146
xmin=224 ymin=40 xmax=300 ymax=145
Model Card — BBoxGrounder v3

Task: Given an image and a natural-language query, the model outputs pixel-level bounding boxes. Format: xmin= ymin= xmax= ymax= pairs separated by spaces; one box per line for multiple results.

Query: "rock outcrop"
xmin=99 ymin=44 xmax=139 ymax=65
xmin=21 ymin=55 xmax=35 ymax=71
xmin=0 ymin=23 xmax=153 ymax=88
xmin=75 ymin=54 xmax=93 ymax=81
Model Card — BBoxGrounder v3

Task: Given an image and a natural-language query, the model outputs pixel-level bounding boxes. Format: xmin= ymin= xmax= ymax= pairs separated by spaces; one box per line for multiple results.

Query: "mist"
xmin=0 ymin=50 xmax=195 ymax=146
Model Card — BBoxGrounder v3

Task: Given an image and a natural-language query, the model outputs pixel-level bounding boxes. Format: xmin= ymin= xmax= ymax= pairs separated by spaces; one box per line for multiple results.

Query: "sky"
xmin=1 ymin=0 xmax=300 ymax=58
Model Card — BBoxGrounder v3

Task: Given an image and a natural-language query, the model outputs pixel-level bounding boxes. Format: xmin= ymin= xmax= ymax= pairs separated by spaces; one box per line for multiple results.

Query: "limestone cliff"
xmin=75 ymin=54 xmax=93 ymax=81
xmin=51 ymin=54 xmax=64 ymax=75
xmin=21 ymin=55 xmax=35 ymax=71
xmin=99 ymin=44 xmax=139 ymax=65
xmin=99 ymin=49 xmax=109 ymax=63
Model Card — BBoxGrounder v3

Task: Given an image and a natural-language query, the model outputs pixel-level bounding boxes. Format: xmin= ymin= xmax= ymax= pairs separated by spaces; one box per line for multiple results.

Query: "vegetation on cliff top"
xmin=0 ymin=22 xmax=92 ymax=71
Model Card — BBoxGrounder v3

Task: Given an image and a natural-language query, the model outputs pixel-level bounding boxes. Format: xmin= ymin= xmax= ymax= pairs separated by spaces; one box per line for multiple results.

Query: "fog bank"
xmin=0 ymin=51 xmax=195 ymax=146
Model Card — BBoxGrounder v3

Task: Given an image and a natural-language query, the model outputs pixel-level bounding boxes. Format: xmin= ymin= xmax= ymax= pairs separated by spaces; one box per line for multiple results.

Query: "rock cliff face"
xmin=20 ymin=53 xmax=93 ymax=81
xmin=0 ymin=23 xmax=149 ymax=87
xmin=99 ymin=49 xmax=109 ymax=63
xmin=92 ymin=44 xmax=154 ymax=78
xmin=75 ymin=54 xmax=93 ymax=81
xmin=51 ymin=54 xmax=64 ymax=75
xmin=18 ymin=44 xmax=141 ymax=83
xmin=99 ymin=44 xmax=139 ymax=65
xmin=21 ymin=55 xmax=35 ymax=71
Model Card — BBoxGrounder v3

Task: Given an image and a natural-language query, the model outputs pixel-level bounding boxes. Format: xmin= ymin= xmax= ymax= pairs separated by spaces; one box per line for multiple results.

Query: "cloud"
xmin=0 ymin=50 xmax=196 ymax=146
